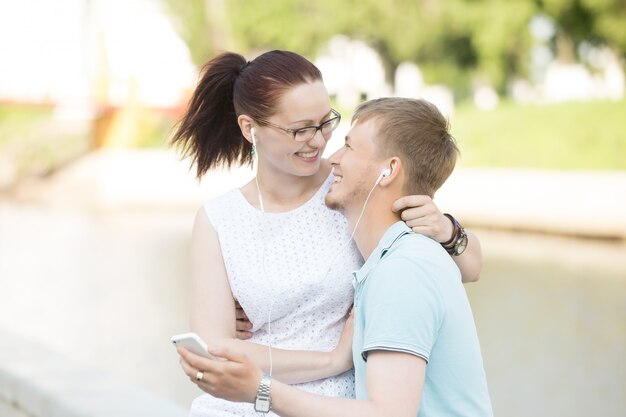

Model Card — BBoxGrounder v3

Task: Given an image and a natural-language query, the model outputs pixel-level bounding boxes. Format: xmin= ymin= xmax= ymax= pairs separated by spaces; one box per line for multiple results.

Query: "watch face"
xmin=454 ymin=235 xmax=468 ymax=255
xmin=255 ymin=398 xmax=271 ymax=413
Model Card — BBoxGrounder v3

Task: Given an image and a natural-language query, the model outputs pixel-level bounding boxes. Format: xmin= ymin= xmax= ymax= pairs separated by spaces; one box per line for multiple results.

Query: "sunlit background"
xmin=1 ymin=1 xmax=625 ymax=416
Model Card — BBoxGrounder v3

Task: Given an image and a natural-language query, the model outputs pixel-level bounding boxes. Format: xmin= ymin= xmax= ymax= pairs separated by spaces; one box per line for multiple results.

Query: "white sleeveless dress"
xmin=189 ymin=172 xmax=362 ymax=417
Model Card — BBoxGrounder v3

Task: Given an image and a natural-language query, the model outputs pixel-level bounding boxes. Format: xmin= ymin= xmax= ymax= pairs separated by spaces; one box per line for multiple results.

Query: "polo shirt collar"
xmin=352 ymin=221 xmax=412 ymax=285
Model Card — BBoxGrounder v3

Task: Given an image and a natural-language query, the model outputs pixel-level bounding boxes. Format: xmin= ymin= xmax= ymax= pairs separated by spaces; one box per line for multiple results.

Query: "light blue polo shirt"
xmin=352 ymin=221 xmax=493 ymax=417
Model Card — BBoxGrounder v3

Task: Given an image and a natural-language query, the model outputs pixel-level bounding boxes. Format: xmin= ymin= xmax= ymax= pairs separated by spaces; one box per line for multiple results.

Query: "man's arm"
xmin=178 ymin=347 xmax=425 ymax=417
xmin=273 ymin=350 xmax=425 ymax=417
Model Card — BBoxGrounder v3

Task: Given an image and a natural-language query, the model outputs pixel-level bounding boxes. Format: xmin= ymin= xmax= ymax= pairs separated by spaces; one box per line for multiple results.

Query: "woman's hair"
xmin=171 ymin=50 xmax=323 ymax=179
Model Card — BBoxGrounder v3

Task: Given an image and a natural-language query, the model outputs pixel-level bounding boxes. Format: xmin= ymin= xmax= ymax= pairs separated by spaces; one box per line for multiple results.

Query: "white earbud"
xmin=374 ymin=168 xmax=392 ymax=186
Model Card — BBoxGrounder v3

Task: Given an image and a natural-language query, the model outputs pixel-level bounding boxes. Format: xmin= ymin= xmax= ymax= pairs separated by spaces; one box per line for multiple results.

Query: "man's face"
xmin=325 ymin=118 xmax=381 ymax=214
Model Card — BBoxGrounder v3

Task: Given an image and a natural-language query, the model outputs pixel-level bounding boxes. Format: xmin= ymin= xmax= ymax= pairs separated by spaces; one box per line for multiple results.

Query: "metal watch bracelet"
xmin=254 ymin=375 xmax=272 ymax=413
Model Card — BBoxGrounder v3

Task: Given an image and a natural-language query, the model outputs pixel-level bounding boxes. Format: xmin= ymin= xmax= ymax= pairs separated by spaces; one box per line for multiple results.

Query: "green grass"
xmin=2 ymin=100 xmax=624 ymax=175
xmin=0 ymin=104 xmax=89 ymax=183
xmin=450 ymin=99 xmax=626 ymax=170
xmin=0 ymin=104 xmax=53 ymax=146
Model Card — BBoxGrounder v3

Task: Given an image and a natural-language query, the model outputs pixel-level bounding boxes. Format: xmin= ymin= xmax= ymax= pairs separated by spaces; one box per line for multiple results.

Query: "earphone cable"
xmin=325 ymin=174 xmax=380 ymax=277
xmin=253 ymin=154 xmax=274 ymax=378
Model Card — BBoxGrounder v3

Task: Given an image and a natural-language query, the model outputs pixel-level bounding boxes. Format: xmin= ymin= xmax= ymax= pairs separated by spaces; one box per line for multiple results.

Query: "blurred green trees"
xmin=540 ymin=0 xmax=626 ymax=60
xmin=164 ymin=0 xmax=626 ymax=95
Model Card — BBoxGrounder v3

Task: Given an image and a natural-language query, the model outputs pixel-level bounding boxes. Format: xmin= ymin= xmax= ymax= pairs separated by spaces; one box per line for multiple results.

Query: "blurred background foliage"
xmin=166 ymin=0 xmax=626 ymax=93
xmin=1 ymin=0 xmax=625 ymax=190
xmin=163 ymin=0 xmax=626 ymax=170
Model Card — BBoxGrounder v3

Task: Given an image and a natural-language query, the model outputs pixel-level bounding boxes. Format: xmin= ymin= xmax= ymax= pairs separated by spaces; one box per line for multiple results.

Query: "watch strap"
xmin=441 ymin=213 xmax=467 ymax=256
xmin=254 ymin=375 xmax=272 ymax=413
xmin=441 ymin=213 xmax=459 ymax=246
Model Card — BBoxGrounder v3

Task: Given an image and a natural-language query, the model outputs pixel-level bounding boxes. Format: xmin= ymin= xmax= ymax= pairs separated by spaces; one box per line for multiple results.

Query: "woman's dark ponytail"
xmin=171 ymin=52 xmax=252 ymax=179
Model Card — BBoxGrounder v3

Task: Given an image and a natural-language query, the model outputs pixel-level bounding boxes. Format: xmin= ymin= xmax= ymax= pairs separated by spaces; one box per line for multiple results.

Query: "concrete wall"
xmin=0 ymin=329 xmax=186 ymax=417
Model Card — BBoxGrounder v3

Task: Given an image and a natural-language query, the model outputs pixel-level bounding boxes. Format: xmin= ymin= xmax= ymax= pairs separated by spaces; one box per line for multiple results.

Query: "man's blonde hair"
xmin=352 ymin=97 xmax=459 ymax=197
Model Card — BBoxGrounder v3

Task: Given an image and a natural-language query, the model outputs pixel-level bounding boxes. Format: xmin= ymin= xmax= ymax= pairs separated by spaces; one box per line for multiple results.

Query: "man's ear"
xmin=238 ymin=115 xmax=255 ymax=144
xmin=378 ymin=157 xmax=402 ymax=187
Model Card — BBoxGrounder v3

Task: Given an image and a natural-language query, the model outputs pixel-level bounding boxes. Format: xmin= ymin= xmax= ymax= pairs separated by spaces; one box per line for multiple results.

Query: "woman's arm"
xmin=451 ymin=229 xmax=481 ymax=283
xmin=392 ymin=195 xmax=482 ymax=283
xmin=187 ymin=208 xmax=352 ymax=384
xmin=178 ymin=346 xmax=424 ymax=417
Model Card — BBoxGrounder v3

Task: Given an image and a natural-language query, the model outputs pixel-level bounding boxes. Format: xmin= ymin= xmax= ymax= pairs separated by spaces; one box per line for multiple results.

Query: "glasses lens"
xmin=294 ymin=127 xmax=318 ymax=142
xmin=322 ymin=116 xmax=340 ymax=134
xmin=293 ymin=112 xmax=341 ymax=142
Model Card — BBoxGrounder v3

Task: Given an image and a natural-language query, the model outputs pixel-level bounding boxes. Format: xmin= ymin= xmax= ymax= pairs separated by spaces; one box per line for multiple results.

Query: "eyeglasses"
xmin=256 ymin=109 xmax=341 ymax=142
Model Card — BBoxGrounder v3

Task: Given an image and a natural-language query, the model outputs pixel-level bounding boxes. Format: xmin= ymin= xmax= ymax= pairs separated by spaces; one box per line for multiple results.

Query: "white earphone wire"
xmin=325 ymin=169 xmax=387 ymax=277
xmin=251 ymin=128 xmax=273 ymax=377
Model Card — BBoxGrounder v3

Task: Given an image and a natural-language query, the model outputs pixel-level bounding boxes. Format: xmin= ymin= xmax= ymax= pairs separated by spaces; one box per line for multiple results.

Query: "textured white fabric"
xmin=190 ymin=173 xmax=362 ymax=417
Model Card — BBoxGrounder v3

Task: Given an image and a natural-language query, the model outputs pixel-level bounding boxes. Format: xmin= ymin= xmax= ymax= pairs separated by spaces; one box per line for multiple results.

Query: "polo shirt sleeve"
xmin=360 ymin=255 xmax=444 ymax=363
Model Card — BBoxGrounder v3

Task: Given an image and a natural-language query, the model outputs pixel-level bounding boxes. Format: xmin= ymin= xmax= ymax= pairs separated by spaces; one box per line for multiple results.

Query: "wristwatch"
xmin=442 ymin=213 xmax=468 ymax=256
xmin=254 ymin=375 xmax=272 ymax=413
xmin=452 ymin=229 xmax=468 ymax=256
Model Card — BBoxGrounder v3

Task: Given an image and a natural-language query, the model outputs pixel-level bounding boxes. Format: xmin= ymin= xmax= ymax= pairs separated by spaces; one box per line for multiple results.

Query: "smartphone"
xmin=171 ymin=332 xmax=214 ymax=359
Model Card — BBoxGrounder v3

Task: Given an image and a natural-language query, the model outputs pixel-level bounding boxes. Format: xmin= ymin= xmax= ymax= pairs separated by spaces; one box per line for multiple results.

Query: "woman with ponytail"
xmin=173 ymin=50 xmax=482 ymax=416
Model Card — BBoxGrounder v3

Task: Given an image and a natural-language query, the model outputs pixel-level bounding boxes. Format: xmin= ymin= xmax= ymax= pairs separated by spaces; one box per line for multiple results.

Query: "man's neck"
xmin=348 ymin=195 xmax=401 ymax=260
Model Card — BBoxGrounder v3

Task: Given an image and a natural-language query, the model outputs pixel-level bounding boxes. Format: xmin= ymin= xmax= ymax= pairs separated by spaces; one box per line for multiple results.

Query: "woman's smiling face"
xmin=253 ymin=80 xmax=335 ymax=178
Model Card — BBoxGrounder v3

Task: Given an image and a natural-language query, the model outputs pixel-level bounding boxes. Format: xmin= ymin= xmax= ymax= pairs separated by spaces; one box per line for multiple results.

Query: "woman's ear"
xmin=238 ymin=115 xmax=255 ymax=144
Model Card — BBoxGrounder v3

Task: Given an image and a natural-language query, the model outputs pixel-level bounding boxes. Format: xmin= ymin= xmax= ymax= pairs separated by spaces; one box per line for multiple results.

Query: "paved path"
xmin=0 ymin=329 xmax=186 ymax=417
xmin=7 ymin=149 xmax=626 ymax=240
xmin=438 ymin=168 xmax=626 ymax=239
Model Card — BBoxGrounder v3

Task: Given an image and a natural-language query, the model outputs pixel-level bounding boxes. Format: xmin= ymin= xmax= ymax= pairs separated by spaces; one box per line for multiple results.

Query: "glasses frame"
xmin=255 ymin=109 xmax=341 ymax=142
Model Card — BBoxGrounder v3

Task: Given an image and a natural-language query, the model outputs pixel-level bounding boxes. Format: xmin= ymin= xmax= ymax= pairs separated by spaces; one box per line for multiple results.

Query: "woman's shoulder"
xmin=203 ymin=187 xmax=241 ymax=208
xmin=200 ymin=187 xmax=249 ymax=225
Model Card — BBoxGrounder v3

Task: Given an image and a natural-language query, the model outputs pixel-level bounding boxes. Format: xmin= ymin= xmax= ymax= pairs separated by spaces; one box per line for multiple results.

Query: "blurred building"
xmin=0 ymin=0 xmax=196 ymax=118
